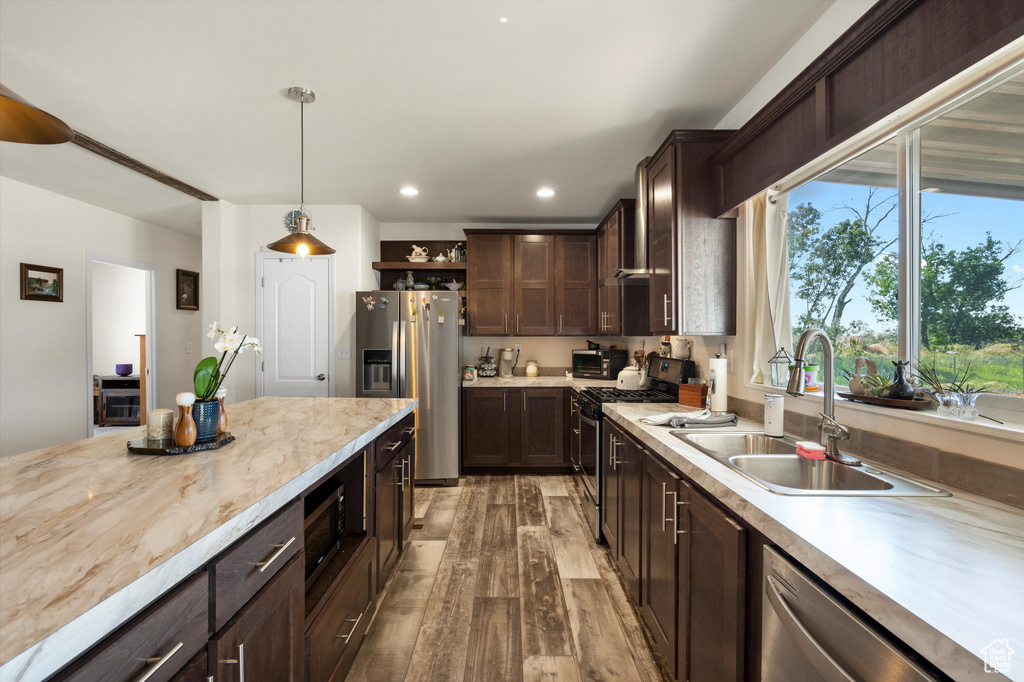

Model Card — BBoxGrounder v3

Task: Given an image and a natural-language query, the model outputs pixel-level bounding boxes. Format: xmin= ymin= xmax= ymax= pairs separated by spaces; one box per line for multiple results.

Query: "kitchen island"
xmin=0 ymin=396 xmax=417 ymax=682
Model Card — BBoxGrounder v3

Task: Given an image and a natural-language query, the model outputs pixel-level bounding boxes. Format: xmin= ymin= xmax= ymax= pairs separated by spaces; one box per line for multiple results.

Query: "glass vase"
xmin=955 ymin=392 xmax=979 ymax=422
xmin=935 ymin=393 xmax=960 ymax=417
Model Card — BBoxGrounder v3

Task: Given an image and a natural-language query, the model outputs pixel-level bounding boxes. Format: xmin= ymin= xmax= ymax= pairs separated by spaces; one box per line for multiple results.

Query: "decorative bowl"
xmin=406 ymin=256 xmax=429 ymax=262
xmin=413 ymin=283 xmax=430 ymax=290
xmin=445 ymin=282 xmax=462 ymax=290
xmin=115 ymin=363 xmax=133 ymax=376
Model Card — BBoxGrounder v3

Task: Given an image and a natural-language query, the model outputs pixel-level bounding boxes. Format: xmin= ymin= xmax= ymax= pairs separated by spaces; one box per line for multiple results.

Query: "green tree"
xmin=866 ymin=233 xmax=1023 ymax=349
xmin=787 ymin=188 xmax=898 ymax=335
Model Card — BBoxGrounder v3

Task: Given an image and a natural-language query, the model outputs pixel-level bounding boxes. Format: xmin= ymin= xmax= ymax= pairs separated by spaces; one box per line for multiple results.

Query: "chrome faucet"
xmin=786 ymin=328 xmax=860 ymax=466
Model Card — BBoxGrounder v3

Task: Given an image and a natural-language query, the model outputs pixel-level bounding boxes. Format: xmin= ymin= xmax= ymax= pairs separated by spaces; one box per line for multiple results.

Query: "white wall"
xmin=202 ymin=202 xmax=380 ymax=401
xmin=0 ymin=177 xmax=203 ymax=457
xmin=91 ymin=262 xmax=147 ymax=376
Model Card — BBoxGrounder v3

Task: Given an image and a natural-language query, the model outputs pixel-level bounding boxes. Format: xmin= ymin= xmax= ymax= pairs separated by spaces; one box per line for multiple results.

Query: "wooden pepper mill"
xmin=215 ymin=387 xmax=228 ymax=435
xmin=174 ymin=392 xmax=197 ymax=447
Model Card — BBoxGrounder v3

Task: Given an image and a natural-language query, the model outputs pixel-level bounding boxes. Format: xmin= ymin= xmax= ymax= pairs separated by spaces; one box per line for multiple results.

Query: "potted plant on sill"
xmin=191 ymin=322 xmax=261 ymax=442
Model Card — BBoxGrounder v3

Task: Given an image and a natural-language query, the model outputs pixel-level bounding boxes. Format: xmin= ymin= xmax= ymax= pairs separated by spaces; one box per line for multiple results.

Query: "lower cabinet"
xmin=615 ymin=426 xmax=643 ymax=600
xmin=462 ymin=387 xmax=566 ymax=469
xmin=376 ymin=443 xmax=401 ymax=591
xmin=306 ymin=538 xmax=376 ymax=682
xmin=642 ymin=452 xmax=683 ymax=680
xmin=170 ymin=651 xmax=207 ymax=682
xmin=209 ymin=554 xmax=305 ymax=682
xmin=600 ymin=422 xmax=620 ymax=559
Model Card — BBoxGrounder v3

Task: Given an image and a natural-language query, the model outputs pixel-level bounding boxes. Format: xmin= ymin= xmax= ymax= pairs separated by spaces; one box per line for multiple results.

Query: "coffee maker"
xmin=498 ymin=348 xmax=519 ymax=378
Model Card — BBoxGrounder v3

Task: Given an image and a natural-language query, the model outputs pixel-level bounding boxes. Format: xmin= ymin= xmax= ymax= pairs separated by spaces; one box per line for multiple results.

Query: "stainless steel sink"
xmin=671 ymin=432 xmax=950 ymax=497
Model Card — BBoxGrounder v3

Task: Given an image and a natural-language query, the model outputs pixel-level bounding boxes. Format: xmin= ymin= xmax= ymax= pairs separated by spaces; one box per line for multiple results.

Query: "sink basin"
xmin=671 ymin=432 xmax=949 ymax=497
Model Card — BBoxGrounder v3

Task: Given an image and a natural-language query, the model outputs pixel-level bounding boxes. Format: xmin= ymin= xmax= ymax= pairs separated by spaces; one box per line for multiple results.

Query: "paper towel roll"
xmin=709 ymin=358 xmax=729 ymax=413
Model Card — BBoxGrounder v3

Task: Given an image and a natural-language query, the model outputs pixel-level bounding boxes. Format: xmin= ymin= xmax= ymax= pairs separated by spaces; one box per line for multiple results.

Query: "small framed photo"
xmin=20 ymin=263 xmax=63 ymax=302
xmin=176 ymin=269 xmax=199 ymax=310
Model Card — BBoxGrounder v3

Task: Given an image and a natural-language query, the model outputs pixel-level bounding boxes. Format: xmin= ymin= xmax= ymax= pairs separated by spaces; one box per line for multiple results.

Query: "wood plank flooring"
xmin=347 ymin=475 xmax=665 ymax=682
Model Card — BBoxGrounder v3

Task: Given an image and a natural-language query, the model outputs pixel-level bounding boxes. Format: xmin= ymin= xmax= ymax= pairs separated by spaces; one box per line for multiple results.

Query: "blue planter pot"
xmin=192 ymin=400 xmax=220 ymax=443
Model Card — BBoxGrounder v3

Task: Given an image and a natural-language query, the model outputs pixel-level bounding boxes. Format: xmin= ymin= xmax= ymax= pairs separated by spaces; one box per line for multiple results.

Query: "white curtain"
xmin=746 ymin=190 xmax=793 ymax=384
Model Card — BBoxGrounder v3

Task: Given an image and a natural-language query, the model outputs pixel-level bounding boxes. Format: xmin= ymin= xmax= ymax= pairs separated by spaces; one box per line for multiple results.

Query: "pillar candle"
xmin=147 ymin=408 xmax=173 ymax=440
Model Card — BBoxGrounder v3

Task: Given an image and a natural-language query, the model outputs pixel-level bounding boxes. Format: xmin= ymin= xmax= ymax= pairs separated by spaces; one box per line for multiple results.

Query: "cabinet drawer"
xmin=210 ymin=501 xmax=303 ymax=632
xmin=307 ymin=538 xmax=376 ymax=682
xmin=169 ymin=649 xmax=207 ymax=682
xmin=54 ymin=572 xmax=208 ymax=682
xmin=376 ymin=413 xmax=415 ymax=471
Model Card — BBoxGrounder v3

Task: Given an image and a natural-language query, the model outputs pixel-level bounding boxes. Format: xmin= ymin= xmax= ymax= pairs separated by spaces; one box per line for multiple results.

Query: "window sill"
xmin=744 ymin=381 xmax=1024 ymax=444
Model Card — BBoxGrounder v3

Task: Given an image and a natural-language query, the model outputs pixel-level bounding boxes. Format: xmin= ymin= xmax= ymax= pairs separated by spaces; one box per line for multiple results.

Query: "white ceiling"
xmin=0 ymin=0 xmax=847 ymax=237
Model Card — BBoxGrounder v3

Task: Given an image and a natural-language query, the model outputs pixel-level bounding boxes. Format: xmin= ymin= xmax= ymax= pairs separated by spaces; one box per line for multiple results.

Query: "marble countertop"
xmin=603 ymin=403 xmax=1024 ymax=682
xmin=0 ymin=396 xmax=417 ymax=682
xmin=462 ymin=375 xmax=618 ymax=390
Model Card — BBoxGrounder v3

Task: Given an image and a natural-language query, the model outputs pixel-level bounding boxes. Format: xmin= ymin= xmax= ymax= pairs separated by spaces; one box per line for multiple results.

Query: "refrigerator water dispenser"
xmin=362 ymin=349 xmax=392 ymax=392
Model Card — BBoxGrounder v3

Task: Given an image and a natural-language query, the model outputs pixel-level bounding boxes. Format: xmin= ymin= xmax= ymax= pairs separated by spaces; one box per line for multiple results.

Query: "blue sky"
xmin=787 ymin=182 xmax=1024 ymax=328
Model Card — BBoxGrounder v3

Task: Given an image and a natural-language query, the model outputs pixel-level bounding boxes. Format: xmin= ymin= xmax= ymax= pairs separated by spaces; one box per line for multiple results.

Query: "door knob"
xmin=316 ymin=374 xmax=326 ymax=381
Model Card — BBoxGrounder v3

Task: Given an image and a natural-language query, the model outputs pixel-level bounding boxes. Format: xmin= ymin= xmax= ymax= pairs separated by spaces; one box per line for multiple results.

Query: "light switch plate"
xmin=338 ymin=346 xmax=351 ymax=359
xmin=186 ymin=342 xmax=192 ymax=354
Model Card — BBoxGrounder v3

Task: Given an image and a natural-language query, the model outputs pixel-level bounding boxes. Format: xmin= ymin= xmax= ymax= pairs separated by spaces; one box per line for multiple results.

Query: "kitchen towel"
xmin=638 ymin=409 xmax=738 ymax=428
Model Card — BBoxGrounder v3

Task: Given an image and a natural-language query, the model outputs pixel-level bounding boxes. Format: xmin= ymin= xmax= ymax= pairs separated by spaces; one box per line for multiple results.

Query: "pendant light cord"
xmin=300 ymin=99 xmax=304 ymax=207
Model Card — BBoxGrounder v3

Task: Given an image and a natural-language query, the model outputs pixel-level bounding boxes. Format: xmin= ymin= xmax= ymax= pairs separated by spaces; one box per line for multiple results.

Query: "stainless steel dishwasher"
xmin=762 ymin=546 xmax=944 ymax=682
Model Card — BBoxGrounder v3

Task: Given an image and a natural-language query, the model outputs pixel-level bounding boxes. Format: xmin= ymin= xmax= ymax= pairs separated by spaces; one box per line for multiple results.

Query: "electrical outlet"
xmin=186 ymin=342 xmax=192 ymax=354
xmin=338 ymin=346 xmax=351 ymax=360
xmin=515 ymin=343 xmax=521 ymax=352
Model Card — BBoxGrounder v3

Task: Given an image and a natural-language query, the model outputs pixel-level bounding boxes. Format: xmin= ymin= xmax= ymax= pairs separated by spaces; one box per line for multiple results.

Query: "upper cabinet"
xmin=467 ymin=231 xmax=596 ymax=336
xmin=596 ymin=200 xmax=649 ymax=337
xmin=646 ymin=131 xmax=736 ymax=336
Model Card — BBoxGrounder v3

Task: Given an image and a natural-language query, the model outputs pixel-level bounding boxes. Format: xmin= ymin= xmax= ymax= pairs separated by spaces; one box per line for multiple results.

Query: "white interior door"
xmin=262 ymin=256 xmax=330 ymax=397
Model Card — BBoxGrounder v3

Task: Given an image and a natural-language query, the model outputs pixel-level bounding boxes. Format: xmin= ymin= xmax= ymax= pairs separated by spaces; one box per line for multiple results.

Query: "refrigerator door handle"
xmin=395 ymin=319 xmax=406 ymax=398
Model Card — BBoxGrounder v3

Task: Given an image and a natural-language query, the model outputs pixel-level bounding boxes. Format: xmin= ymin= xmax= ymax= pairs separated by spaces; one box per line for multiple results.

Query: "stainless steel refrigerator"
xmin=355 ymin=291 xmax=462 ymax=484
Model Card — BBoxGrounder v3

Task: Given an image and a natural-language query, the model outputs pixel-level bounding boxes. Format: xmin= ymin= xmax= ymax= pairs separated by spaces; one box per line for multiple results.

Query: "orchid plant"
xmin=194 ymin=322 xmax=262 ymax=401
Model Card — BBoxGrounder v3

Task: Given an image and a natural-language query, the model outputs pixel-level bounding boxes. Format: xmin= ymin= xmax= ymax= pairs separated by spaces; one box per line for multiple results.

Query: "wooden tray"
xmin=127 ymin=432 xmax=235 ymax=455
xmin=837 ymin=392 xmax=931 ymax=410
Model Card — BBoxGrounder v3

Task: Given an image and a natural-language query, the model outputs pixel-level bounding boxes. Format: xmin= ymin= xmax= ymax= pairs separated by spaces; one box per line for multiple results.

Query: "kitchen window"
xmin=773 ymin=68 xmax=1024 ymax=404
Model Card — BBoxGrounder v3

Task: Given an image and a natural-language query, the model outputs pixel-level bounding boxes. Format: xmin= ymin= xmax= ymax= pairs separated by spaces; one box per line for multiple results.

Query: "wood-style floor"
xmin=346 ymin=475 xmax=666 ymax=682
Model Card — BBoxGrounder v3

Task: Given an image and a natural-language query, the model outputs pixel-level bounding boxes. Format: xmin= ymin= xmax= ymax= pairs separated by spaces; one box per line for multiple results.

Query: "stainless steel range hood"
xmin=604 ymin=156 xmax=651 ymax=284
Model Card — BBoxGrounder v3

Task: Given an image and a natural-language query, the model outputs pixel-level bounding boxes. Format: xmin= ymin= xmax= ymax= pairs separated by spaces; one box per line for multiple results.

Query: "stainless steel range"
xmin=573 ymin=356 xmax=690 ymax=541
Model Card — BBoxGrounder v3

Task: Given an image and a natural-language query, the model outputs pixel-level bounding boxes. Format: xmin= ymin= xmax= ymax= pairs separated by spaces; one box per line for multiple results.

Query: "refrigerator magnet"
xmin=438 ymin=309 xmax=445 ymax=324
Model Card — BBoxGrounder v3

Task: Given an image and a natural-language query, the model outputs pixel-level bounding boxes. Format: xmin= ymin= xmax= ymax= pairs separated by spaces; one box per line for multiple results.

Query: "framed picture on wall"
xmin=176 ymin=269 xmax=199 ymax=310
xmin=20 ymin=263 xmax=63 ymax=302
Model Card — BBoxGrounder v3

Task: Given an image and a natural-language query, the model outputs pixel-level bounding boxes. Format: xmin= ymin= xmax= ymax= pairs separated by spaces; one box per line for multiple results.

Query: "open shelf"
xmin=305 ymin=534 xmax=370 ymax=621
xmin=372 ymin=261 xmax=467 ymax=271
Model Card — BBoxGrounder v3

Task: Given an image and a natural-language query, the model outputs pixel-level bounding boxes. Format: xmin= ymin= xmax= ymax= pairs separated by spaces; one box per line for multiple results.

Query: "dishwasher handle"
xmin=765 ymin=575 xmax=856 ymax=682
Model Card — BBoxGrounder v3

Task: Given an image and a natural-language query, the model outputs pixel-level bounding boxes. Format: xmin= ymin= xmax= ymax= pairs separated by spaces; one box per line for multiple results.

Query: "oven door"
xmin=573 ymin=351 xmax=607 ymax=379
xmin=578 ymin=410 xmax=599 ymax=505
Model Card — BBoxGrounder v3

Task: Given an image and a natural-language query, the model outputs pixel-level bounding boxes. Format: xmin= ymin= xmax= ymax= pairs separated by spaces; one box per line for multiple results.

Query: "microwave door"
xmin=575 ymin=353 xmax=604 ymax=377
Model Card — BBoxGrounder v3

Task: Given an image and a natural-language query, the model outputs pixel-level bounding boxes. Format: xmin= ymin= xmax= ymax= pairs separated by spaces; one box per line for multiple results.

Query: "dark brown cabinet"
xmin=642 ymin=453 xmax=683 ymax=680
xmin=600 ymin=423 xmax=620 ymax=560
xmin=555 ymin=233 xmax=597 ymax=335
xmin=467 ymin=233 xmax=512 ymax=335
xmin=400 ymin=438 xmax=415 ymax=543
xmin=645 ymin=131 xmax=736 ymax=336
xmin=375 ymin=445 xmax=401 ymax=590
xmin=462 ymin=387 xmax=565 ymax=469
xmin=514 ymin=235 xmax=556 ymax=335
xmin=170 ymin=651 xmax=207 ymax=682
xmin=568 ymin=390 xmax=581 ymax=473
xmin=209 ymin=554 xmax=304 ymax=682
xmin=609 ymin=421 xmax=643 ymax=601
xmin=596 ymin=200 xmax=649 ymax=337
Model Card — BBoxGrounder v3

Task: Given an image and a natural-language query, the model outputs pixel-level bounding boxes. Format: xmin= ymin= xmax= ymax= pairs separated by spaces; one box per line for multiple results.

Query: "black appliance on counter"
xmin=572 ymin=348 xmax=629 ymax=380
xmin=304 ymin=478 xmax=346 ymax=590
xmin=573 ymin=355 xmax=688 ymax=540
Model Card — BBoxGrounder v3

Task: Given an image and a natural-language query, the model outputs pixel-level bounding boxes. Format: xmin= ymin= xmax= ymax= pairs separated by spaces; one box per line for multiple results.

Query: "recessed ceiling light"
xmin=499 ymin=17 xmax=509 ymax=23
xmin=400 ymin=186 xmax=419 ymax=196
xmin=536 ymin=187 xmax=556 ymax=198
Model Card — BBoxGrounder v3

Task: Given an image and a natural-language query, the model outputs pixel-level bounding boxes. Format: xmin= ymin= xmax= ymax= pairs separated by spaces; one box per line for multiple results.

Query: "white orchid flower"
xmin=207 ymin=321 xmax=220 ymax=340
xmin=214 ymin=332 xmax=244 ymax=354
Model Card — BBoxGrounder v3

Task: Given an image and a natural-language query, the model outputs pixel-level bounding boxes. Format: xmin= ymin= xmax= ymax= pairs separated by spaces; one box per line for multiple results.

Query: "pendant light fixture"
xmin=0 ymin=84 xmax=74 ymax=144
xmin=267 ymin=86 xmax=335 ymax=257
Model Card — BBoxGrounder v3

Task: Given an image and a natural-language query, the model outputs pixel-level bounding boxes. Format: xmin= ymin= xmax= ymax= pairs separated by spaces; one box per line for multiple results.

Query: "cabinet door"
xmin=642 ymin=453 xmax=682 ymax=681
xmin=468 ymin=233 xmax=512 ymax=335
xmin=513 ymin=235 xmax=555 ymax=335
xmin=400 ymin=437 xmax=415 ymax=544
xmin=519 ymin=388 xmax=565 ymax=466
xmin=684 ymin=482 xmax=746 ymax=682
xmin=210 ymin=554 xmax=304 ymax=682
xmin=375 ymin=455 xmax=401 ymax=589
xmin=555 ymin=234 xmax=597 ymax=335
xmin=647 ymin=148 xmax=677 ymax=334
xmin=600 ymin=424 xmax=620 ymax=558
xmin=169 ymin=651 xmax=206 ymax=682
xmin=462 ymin=388 xmax=511 ymax=467
xmin=602 ymin=211 xmax=622 ymax=335
xmin=616 ymin=427 xmax=643 ymax=600
xmin=569 ymin=392 xmax=580 ymax=471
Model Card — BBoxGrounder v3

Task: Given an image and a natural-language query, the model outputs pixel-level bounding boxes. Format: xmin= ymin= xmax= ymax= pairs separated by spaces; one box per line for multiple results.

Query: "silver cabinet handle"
xmin=610 ymin=436 xmax=619 ymax=470
xmin=517 ymin=314 xmax=520 ymax=333
xmin=765 ymin=576 xmax=857 ymax=682
xmin=560 ymin=314 xmax=563 ymax=333
xmin=405 ymin=456 xmax=412 ymax=488
xmin=661 ymin=482 xmax=667 ymax=532
xmin=503 ymin=391 xmax=506 ymax=412
xmin=669 ymin=490 xmax=689 ymax=544
xmin=573 ymin=428 xmax=580 ymax=435
xmin=395 ymin=460 xmax=404 ymax=491
xmin=663 ymin=294 xmax=670 ymax=326
xmin=402 ymin=426 xmax=416 ymax=435
xmin=386 ymin=441 xmax=402 ymax=451
xmin=256 ymin=536 xmax=295 ymax=573
xmin=222 ymin=643 xmax=245 ymax=682
xmin=136 ymin=641 xmax=183 ymax=682
xmin=336 ymin=613 xmax=363 ymax=644
xmin=523 ymin=391 xmax=527 ymax=412
xmin=505 ymin=314 xmax=508 ymax=332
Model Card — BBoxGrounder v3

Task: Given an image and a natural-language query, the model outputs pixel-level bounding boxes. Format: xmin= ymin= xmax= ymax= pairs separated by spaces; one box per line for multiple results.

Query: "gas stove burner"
xmin=582 ymin=387 xmax=677 ymax=403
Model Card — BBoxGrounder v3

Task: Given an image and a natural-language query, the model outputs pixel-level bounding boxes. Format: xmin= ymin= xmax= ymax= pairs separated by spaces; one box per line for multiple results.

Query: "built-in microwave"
xmin=304 ymin=479 xmax=345 ymax=590
xmin=572 ymin=349 xmax=629 ymax=380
